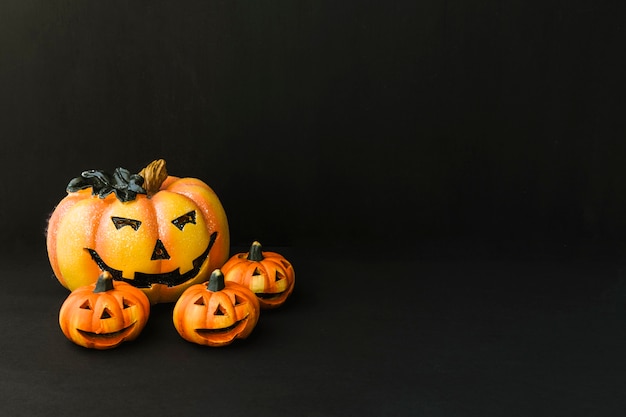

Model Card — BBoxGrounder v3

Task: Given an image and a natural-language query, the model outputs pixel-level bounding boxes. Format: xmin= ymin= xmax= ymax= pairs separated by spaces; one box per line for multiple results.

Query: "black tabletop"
xmin=1 ymin=241 xmax=624 ymax=417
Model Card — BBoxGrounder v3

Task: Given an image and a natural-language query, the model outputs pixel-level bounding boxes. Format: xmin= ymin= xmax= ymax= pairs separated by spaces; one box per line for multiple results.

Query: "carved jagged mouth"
xmin=86 ymin=232 xmax=217 ymax=288
xmin=77 ymin=322 xmax=136 ymax=339
xmin=195 ymin=315 xmax=249 ymax=336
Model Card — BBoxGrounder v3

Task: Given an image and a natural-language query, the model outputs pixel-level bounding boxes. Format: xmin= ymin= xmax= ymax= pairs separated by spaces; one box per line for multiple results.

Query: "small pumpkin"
xmin=221 ymin=241 xmax=295 ymax=309
xmin=173 ymin=269 xmax=260 ymax=347
xmin=47 ymin=159 xmax=230 ymax=304
xmin=59 ymin=271 xmax=151 ymax=349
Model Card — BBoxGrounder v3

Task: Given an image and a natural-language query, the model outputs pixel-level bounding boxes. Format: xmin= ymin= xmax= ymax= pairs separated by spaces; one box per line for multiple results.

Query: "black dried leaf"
xmin=67 ymin=167 xmax=147 ymax=202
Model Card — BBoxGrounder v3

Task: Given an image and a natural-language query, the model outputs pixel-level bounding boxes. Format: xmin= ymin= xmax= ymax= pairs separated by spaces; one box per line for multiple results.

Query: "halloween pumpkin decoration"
xmin=173 ymin=269 xmax=260 ymax=347
xmin=59 ymin=271 xmax=151 ymax=349
xmin=47 ymin=159 xmax=230 ymax=304
xmin=221 ymin=241 xmax=295 ymax=309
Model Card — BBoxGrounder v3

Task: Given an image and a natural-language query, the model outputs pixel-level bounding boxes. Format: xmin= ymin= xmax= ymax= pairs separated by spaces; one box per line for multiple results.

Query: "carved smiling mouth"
xmin=194 ymin=315 xmax=249 ymax=336
xmin=77 ymin=322 xmax=136 ymax=340
xmin=86 ymin=232 xmax=217 ymax=288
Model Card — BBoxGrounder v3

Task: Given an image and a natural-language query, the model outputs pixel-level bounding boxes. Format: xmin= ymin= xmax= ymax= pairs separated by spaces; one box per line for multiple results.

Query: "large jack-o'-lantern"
xmin=47 ymin=159 xmax=230 ymax=304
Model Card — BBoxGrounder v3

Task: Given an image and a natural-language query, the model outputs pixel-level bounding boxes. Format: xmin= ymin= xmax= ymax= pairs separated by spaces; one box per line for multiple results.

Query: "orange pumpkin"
xmin=221 ymin=241 xmax=295 ymax=309
xmin=172 ymin=269 xmax=260 ymax=347
xmin=47 ymin=159 xmax=230 ymax=304
xmin=59 ymin=271 xmax=151 ymax=349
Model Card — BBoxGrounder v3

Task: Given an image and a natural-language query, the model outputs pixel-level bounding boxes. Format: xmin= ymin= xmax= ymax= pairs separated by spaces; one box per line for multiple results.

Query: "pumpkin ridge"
xmin=164 ymin=177 xmax=212 ymax=191
xmin=163 ymin=179 xmax=230 ymax=269
xmin=94 ymin=195 xmax=161 ymax=278
xmin=148 ymin=189 xmax=210 ymax=274
xmin=56 ymin=196 xmax=109 ymax=287
xmin=142 ymin=194 xmax=163 ymax=273
xmin=46 ymin=194 xmax=84 ymax=287
xmin=164 ymin=179 xmax=220 ymax=214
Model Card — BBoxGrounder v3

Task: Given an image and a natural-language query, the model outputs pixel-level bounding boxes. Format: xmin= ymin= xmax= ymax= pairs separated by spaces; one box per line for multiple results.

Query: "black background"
xmin=1 ymin=1 xmax=625 ymax=416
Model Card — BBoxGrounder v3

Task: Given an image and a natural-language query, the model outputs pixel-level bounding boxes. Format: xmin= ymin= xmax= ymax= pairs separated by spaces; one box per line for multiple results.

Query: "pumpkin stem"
xmin=138 ymin=159 xmax=168 ymax=197
xmin=247 ymin=241 xmax=265 ymax=261
xmin=93 ymin=271 xmax=115 ymax=293
xmin=207 ymin=269 xmax=226 ymax=292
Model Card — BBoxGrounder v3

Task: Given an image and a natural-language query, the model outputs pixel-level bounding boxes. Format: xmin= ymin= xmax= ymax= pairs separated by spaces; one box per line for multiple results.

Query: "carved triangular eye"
xmin=194 ymin=296 xmax=205 ymax=306
xmin=214 ymin=304 xmax=227 ymax=316
xmin=234 ymin=294 xmax=245 ymax=306
xmin=100 ymin=308 xmax=113 ymax=319
xmin=80 ymin=301 xmax=92 ymax=310
xmin=122 ymin=298 xmax=134 ymax=309
xmin=252 ymin=267 xmax=263 ymax=276
xmin=111 ymin=216 xmax=142 ymax=231
xmin=275 ymin=271 xmax=285 ymax=282
xmin=172 ymin=210 xmax=196 ymax=231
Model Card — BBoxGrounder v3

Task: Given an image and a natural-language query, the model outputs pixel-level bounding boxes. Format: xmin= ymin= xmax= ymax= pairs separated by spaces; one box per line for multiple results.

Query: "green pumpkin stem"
xmin=93 ymin=271 xmax=115 ymax=293
xmin=207 ymin=269 xmax=226 ymax=292
xmin=247 ymin=241 xmax=265 ymax=261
